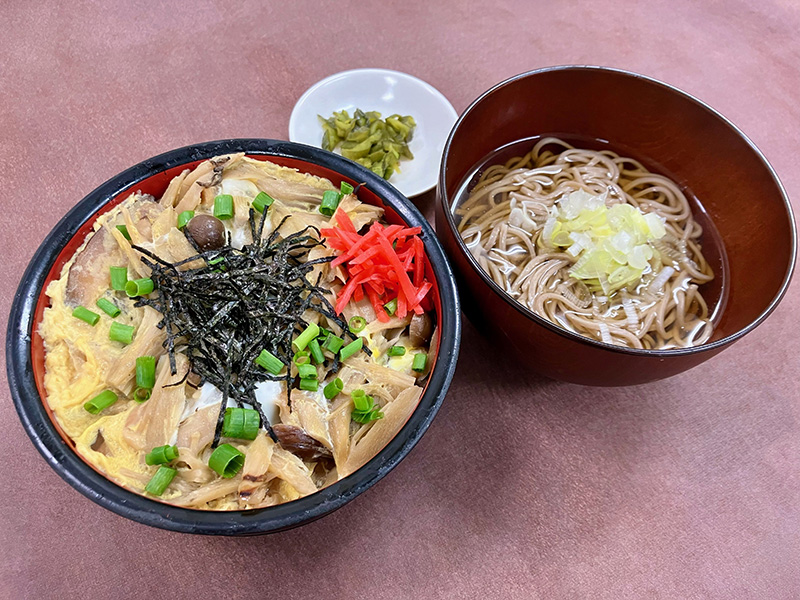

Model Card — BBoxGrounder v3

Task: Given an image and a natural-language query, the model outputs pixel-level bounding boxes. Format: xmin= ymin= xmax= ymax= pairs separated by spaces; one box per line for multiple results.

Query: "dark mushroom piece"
xmin=65 ymin=226 xmax=125 ymax=307
xmin=184 ymin=214 xmax=226 ymax=251
xmin=272 ymin=424 xmax=332 ymax=462
xmin=408 ymin=313 xmax=433 ymax=346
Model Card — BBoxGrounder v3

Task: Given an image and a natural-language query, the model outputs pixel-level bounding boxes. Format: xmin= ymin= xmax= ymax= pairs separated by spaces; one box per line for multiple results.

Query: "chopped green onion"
xmin=339 ymin=337 xmax=363 ymax=361
xmin=412 ymin=353 xmax=427 ymax=372
xmin=213 ymin=194 xmax=234 ymax=220
xmin=125 ymin=278 xmax=154 ymax=297
xmin=297 ymin=363 xmax=318 ymax=380
xmin=95 ymin=297 xmax=120 ymax=317
xmin=145 ymin=466 xmax=176 ymax=496
xmin=319 ymin=190 xmax=342 ymax=217
xmin=350 ymin=389 xmax=383 ymax=423
xmin=222 ymin=407 xmax=260 ymax=440
xmin=293 ymin=350 xmax=311 ymax=366
xmin=109 ymin=321 xmax=135 ymax=345
xmin=207 ymin=256 xmax=225 ymax=272
xmin=322 ymin=333 xmax=344 ymax=354
xmin=255 ymin=349 xmax=284 ymax=374
xmin=351 ymin=390 xmax=373 ymax=412
xmin=387 ymin=345 xmax=406 ymax=357
xmin=318 ymin=326 xmax=331 ymax=339
xmin=83 ymin=390 xmax=118 ymax=414
xmin=110 ymin=266 xmax=128 ymax=291
xmin=72 ymin=306 xmax=100 ymax=326
xmin=352 ymin=409 xmax=384 ymax=424
xmin=177 ymin=210 xmax=195 ymax=230
xmin=222 ymin=407 xmax=243 ymax=439
xmin=208 ymin=444 xmax=245 ymax=478
xmin=299 ymin=378 xmax=319 ymax=392
xmin=384 ymin=297 xmax=398 ymax=316
xmin=207 ymin=256 xmax=226 ymax=274
xmin=323 ymin=377 xmax=344 ymax=399
xmin=133 ymin=387 xmax=152 ymax=402
xmin=135 ymin=356 xmax=156 ymax=389
xmin=308 ymin=338 xmax=324 ymax=364
xmin=145 ymin=445 xmax=179 ymax=466
xmin=242 ymin=410 xmax=260 ymax=438
xmin=340 ymin=181 xmax=355 ymax=195
xmin=116 ymin=225 xmax=131 ymax=240
xmin=292 ymin=322 xmax=320 ymax=352
xmin=348 ymin=315 xmax=366 ymax=333
xmin=252 ymin=191 xmax=274 ymax=213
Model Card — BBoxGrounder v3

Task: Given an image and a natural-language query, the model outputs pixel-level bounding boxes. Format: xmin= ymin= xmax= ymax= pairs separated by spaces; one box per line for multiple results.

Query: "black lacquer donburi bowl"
xmin=6 ymin=139 xmax=461 ymax=535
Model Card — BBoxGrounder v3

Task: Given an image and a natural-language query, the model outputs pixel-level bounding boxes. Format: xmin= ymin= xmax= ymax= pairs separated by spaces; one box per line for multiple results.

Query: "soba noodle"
xmin=455 ymin=137 xmax=715 ymax=349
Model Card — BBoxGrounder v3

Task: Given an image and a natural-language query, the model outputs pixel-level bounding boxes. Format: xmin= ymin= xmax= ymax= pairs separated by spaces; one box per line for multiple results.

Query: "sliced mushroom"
xmin=272 ymin=424 xmax=332 ymax=462
xmin=196 ymin=155 xmax=231 ymax=188
xmin=65 ymin=226 xmax=124 ymax=307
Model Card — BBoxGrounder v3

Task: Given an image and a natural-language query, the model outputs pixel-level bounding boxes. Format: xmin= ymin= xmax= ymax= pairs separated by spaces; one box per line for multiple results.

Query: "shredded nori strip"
xmin=133 ymin=208 xmax=362 ymax=448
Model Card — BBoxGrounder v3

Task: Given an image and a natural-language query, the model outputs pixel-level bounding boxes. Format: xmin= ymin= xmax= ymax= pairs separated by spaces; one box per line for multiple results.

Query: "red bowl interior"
xmin=32 ymin=155 xmax=443 ymax=477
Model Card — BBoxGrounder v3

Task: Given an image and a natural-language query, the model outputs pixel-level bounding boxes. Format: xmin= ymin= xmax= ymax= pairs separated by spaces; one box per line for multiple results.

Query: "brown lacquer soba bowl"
xmin=435 ymin=66 xmax=796 ymax=386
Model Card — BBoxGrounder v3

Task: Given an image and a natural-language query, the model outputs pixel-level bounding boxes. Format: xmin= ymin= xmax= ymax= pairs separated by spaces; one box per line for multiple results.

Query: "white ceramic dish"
xmin=289 ymin=68 xmax=458 ymax=197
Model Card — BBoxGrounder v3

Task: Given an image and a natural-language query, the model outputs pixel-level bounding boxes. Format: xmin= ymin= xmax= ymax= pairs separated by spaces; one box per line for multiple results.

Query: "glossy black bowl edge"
xmin=6 ymin=138 xmax=462 ymax=535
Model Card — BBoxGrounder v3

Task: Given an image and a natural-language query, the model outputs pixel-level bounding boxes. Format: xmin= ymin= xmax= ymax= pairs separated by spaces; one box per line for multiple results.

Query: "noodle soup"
xmin=452 ymin=136 xmax=728 ymax=350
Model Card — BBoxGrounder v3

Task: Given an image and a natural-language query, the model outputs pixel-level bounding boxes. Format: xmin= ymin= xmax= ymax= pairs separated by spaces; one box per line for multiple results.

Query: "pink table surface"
xmin=2 ymin=1 xmax=799 ymax=598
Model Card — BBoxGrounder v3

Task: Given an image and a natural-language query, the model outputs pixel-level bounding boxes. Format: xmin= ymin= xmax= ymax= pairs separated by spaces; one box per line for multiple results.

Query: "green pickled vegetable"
xmin=317 ymin=109 xmax=416 ymax=181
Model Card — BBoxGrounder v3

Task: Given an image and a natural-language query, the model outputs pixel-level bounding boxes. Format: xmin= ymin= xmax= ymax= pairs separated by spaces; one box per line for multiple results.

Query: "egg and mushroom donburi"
xmin=41 ymin=153 xmax=438 ymax=510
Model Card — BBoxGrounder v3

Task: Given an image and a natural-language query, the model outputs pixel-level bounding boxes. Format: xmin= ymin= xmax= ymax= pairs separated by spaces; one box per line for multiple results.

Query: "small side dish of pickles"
xmin=318 ymin=109 xmax=416 ymax=179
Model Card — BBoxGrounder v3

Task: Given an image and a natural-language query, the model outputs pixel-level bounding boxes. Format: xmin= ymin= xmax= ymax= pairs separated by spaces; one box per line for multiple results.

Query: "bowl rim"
xmin=438 ymin=64 xmax=797 ymax=358
xmin=6 ymin=138 xmax=461 ymax=535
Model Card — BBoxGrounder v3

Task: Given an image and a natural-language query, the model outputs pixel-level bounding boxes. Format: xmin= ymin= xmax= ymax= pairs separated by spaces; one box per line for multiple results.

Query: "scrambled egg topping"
xmin=39 ymin=155 xmax=430 ymax=508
